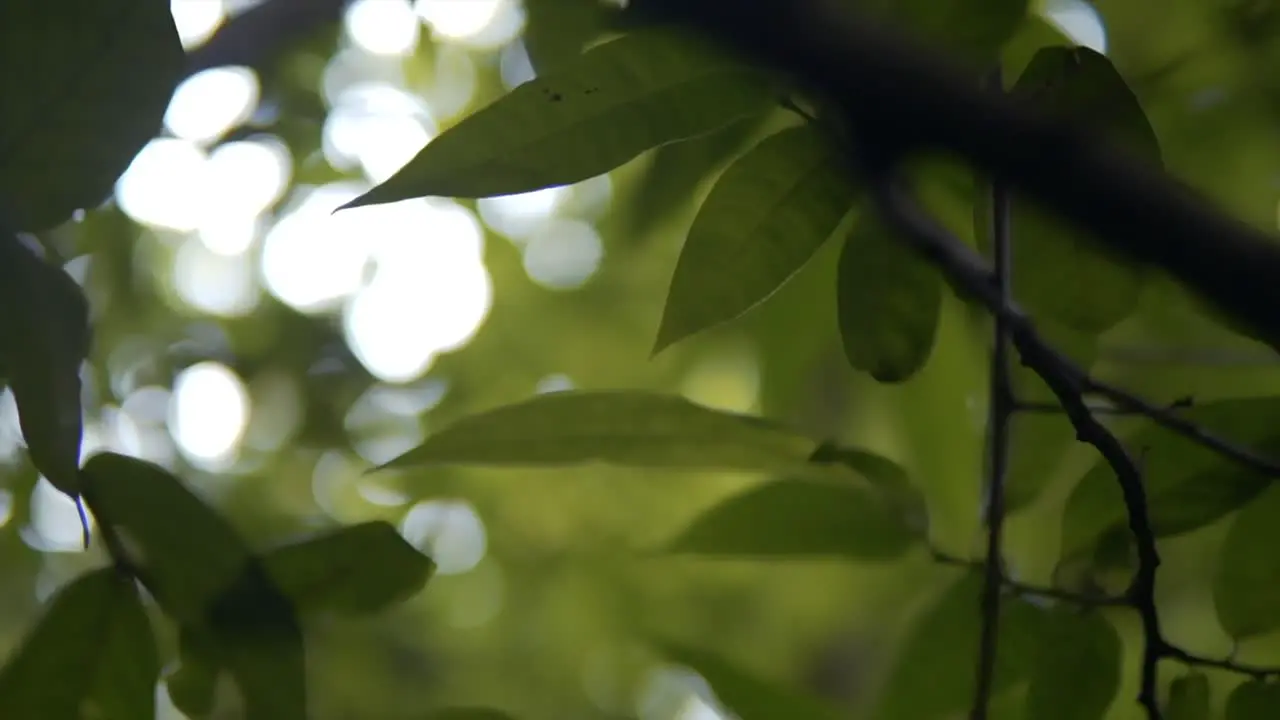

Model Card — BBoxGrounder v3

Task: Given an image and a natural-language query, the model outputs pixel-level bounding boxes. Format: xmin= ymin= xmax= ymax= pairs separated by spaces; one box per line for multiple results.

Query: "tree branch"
xmin=634 ymin=0 xmax=1280 ymax=355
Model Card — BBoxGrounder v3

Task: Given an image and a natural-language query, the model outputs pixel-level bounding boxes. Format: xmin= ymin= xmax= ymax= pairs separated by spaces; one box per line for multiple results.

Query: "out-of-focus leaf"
xmin=428 ymin=709 xmax=520 ymax=720
xmin=658 ymin=639 xmax=836 ymax=720
xmin=874 ymin=572 xmax=1045 ymax=720
xmin=80 ymin=452 xmax=306 ymax=720
xmin=166 ymin=629 xmax=219 ymax=719
xmin=521 ymin=0 xmax=612 ymax=74
xmin=263 ymin=521 xmax=435 ymax=615
xmin=983 ymin=47 xmax=1160 ymax=335
xmin=836 ymin=215 xmax=942 ymax=383
xmin=808 ymin=443 xmax=929 ymax=532
xmin=0 ymin=568 xmax=158 ymax=720
xmin=375 ymin=391 xmax=818 ymax=473
xmin=1167 ymin=672 xmax=1210 ymax=720
xmin=342 ymin=28 xmax=775 ymax=207
xmin=1024 ymin=607 xmax=1121 ymax=720
xmin=1226 ymin=679 xmax=1280 ymax=718
xmin=664 ymin=478 xmax=920 ymax=559
xmin=655 ymin=124 xmax=857 ymax=352
xmin=1001 ymin=15 xmax=1074 ymax=81
xmin=1214 ymin=485 xmax=1280 ymax=638
xmin=0 ymin=0 xmax=183 ymax=230
xmin=0 ymin=234 xmax=90 ymax=500
xmin=1060 ymin=397 xmax=1280 ymax=564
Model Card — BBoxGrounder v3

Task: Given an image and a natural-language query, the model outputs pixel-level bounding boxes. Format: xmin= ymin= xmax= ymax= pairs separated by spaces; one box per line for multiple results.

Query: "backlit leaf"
xmin=665 ymin=478 xmax=920 ymax=559
xmin=1024 ymin=607 xmax=1121 ymax=720
xmin=263 ymin=521 xmax=435 ymax=615
xmin=1214 ymin=485 xmax=1280 ymax=638
xmin=375 ymin=391 xmax=818 ymax=473
xmin=342 ymin=28 xmax=775 ymax=207
xmin=1059 ymin=398 xmax=1280 ymax=565
xmin=1226 ymin=680 xmax=1280 ymax=719
xmin=658 ymin=639 xmax=835 ymax=720
xmin=0 ymin=568 xmax=158 ymax=720
xmin=655 ymin=124 xmax=857 ymax=352
xmin=837 ymin=214 xmax=942 ymax=383
xmin=0 ymin=0 xmax=183 ymax=230
xmin=1167 ymin=672 xmax=1210 ymax=720
xmin=428 ymin=710 xmax=520 ymax=720
xmin=986 ymin=47 xmax=1161 ymax=335
xmin=874 ymin=571 xmax=1045 ymax=720
xmin=0 ymin=233 xmax=90 ymax=500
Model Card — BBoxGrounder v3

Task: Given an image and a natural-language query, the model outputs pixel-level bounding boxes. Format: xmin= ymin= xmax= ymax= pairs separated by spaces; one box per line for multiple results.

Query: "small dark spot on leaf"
xmin=549 ymin=92 xmax=563 ymax=102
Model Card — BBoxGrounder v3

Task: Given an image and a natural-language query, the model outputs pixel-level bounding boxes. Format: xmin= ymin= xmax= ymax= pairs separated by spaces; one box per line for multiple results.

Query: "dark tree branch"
xmin=635 ymin=0 xmax=1280 ymax=355
xmin=184 ymin=0 xmax=350 ymax=78
xmin=972 ymin=69 xmax=1014 ymax=720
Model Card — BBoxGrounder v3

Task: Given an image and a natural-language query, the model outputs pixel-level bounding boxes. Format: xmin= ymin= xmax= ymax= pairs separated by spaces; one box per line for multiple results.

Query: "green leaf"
xmin=1226 ymin=680 xmax=1280 ymax=719
xmin=263 ymin=521 xmax=436 ymax=615
xmin=0 ymin=568 xmax=158 ymax=720
xmin=1214 ymin=485 xmax=1280 ymax=639
xmin=374 ymin=390 xmax=818 ymax=473
xmin=657 ymin=639 xmax=836 ymax=720
xmin=428 ymin=710 xmax=519 ymax=720
xmin=341 ymin=28 xmax=775 ymax=207
xmin=807 ymin=443 xmax=929 ymax=532
xmin=521 ymin=0 xmax=611 ymax=74
xmin=874 ymin=572 xmax=1045 ymax=720
xmin=0 ymin=234 xmax=91 ymax=500
xmin=984 ymin=47 xmax=1160 ymax=335
xmin=837 ymin=214 xmax=942 ymax=383
xmin=1024 ymin=607 xmax=1121 ymax=720
xmin=1001 ymin=16 xmax=1075 ymax=82
xmin=654 ymin=124 xmax=857 ymax=352
xmin=664 ymin=478 xmax=920 ymax=559
xmin=0 ymin=0 xmax=184 ymax=231
xmin=166 ymin=629 xmax=219 ymax=719
xmin=1059 ymin=397 xmax=1280 ymax=564
xmin=80 ymin=452 xmax=306 ymax=720
xmin=1167 ymin=672 xmax=1210 ymax=720
xmin=864 ymin=0 xmax=1028 ymax=67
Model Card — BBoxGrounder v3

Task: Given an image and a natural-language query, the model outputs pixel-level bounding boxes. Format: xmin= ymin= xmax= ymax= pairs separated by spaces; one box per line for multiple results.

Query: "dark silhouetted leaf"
xmin=864 ymin=0 xmax=1028 ymax=67
xmin=81 ymin=452 xmax=306 ymax=720
xmin=657 ymin=639 xmax=835 ymax=720
xmin=1001 ymin=16 xmax=1074 ymax=82
xmin=1024 ymin=607 xmax=1121 ymax=720
xmin=837 ymin=215 xmax=942 ymax=382
xmin=342 ymin=28 xmax=775 ymax=207
xmin=665 ymin=478 xmax=919 ymax=559
xmin=0 ymin=568 xmax=158 ymax=720
xmin=1215 ymin=485 xmax=1280 ymax=638
xmin=1167 ymin=672 xmax=1210 ymax=720
xmin=875 ymin=572 xmax=1045 ymax=720
xmin=0 ymin=0 xmax=184 ymax=230
xmin=1060 ymin=397 xmax=1280 ymax=565
xmin=375 ymin=391 xmax=818 ymax=472
xmin=983 ymin=47 xmax=1160 ymax=335
xmin=0 ymin=234 xmax=90 ymax=501
xmin=655 ymin=124 xmax=856 ymax=352
xmin=166 ymin=629 xmax=219 ymax=719
xmin=1226 ymin=679 xmax=1280 ymax=719
xmin=263 ymin=521 xmax=435 ymax=615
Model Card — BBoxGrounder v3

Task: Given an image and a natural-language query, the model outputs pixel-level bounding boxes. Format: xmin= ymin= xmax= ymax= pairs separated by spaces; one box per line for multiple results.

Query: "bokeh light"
xmin=168 ymin=362 xmax=251 ymax=469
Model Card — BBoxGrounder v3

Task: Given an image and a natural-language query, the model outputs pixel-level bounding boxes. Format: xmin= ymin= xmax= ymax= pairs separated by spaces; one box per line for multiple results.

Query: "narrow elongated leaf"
xmin=342 ymin=28 xmax=775 ymax=207
xmin=263 ymin=521 xmax=435 ymax=615
xmin=0 ymin=234 xmax=90 ymax=499
xmin=1167 ymin=672 xmax=1210 ymax=720
xmin=0 ymin=568 xmax=158 ymax=720
xmin=665 ymin=478 xmax=919 ymax=559
xmin=658 ymin=640 xmax=835 ymax=720
xmin=1059 ymin=398 xmax=1280 ymax=566
xmin=655 ymin=125 xmax=857 ymax=352
xmin=81 ymin=452 xmax=306 ymax=720
xmin=837 ymin=215 xmax=942 ymax=383
xmin=1226 ymin=680 xmax=1280 ymax=719
xmin=375 ymin=391 xmax=818 ymax=472
xmin=1024 ymin=608 xmax=1121 ymax=720
xmin=1214 ymin=485 xmax=1280 ymax=639
xmin=0 ymin=0 xmax=184 ymax=230
xmin=874 ymin=572 xmax=1045 ymax=720
xmin=984 ymin=47 xmax=1160 ymax=335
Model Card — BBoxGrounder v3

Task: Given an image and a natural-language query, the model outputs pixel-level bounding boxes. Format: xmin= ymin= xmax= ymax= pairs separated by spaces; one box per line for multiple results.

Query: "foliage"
xmin=6 ymin=0 xmax=1280 ymax=719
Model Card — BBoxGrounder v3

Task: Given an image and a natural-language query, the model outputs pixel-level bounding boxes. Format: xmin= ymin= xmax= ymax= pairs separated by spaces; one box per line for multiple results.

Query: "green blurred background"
xmin=6 ymin=0 xmax=1280 ymax=717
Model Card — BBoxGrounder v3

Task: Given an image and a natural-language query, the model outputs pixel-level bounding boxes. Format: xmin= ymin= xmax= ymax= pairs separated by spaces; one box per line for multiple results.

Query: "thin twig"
xmin=972 ymin=68 xmax=1014 ymax=720
xmin=932 ymin=549 xmax=1129 ymax=608
xmin=1014 ymin=397 xmax=1194 ymax=415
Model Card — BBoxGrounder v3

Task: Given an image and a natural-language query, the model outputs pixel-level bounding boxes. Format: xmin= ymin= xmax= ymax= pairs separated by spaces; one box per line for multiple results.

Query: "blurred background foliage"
xmin=7 ymin=0 xmax=1280 ymax=718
